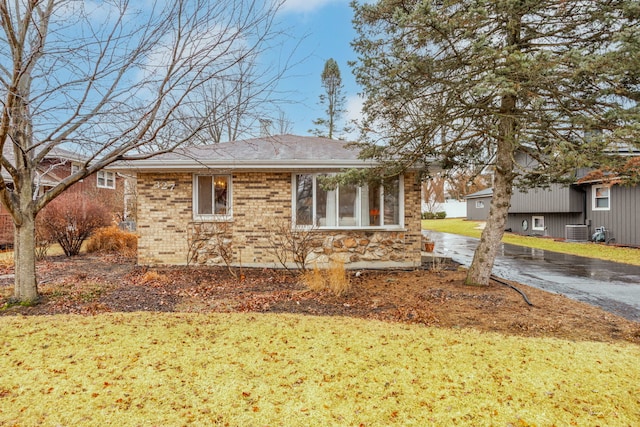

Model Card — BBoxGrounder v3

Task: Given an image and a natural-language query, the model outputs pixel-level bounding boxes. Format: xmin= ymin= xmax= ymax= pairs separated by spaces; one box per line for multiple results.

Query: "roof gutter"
xmin=112 ymin=158 xmax=430 ymax=172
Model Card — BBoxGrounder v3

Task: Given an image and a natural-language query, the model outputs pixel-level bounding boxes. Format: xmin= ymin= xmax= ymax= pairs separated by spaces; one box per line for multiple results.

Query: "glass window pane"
xmin=316 ymin=180 xmax=336 ymax=227
xmin=367 ymin=182 xmax=381 ymax=226
xmin=383 ymin=178 xmax=400 ymax=225
xmin=596 ymin=198 xmax=609 ymax=208
xmin=214 ymin=176 xmax=228 ymax=214
xmin=197 ymin=176 xmax=212 ymax=215
xmin=295 ymin=174 xmax=313 ymax=225
xmin=533 ymin=216 xmax=544 ymax=229
xmin=595 ymin=187 xmax=609 ymax=198
xmin=338 ymin=184 xmax=357 ymax=226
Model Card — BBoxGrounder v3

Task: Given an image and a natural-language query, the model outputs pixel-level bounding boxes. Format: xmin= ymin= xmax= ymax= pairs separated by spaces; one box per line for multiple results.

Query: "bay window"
xmin=293 ymin=173 xmax=402 ymax=228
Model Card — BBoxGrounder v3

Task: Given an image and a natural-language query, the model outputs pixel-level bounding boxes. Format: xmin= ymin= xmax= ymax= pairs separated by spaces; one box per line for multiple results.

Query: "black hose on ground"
xmin=490 ymin=274 xmax=534 ymax=306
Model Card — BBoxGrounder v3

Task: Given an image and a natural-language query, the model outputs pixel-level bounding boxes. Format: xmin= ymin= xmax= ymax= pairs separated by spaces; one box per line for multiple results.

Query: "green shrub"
xmin=422 ymin=211 xmax=447 ymax=219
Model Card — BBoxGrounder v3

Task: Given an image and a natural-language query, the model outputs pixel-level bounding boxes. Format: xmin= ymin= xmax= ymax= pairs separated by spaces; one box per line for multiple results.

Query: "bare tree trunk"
xmin=465 ymin=94 xmax=516 ymax=286
xmin=12 ymin=212 xmax=38 ymax=303
xmin=464 ymin=160 xmax=513 ymax=286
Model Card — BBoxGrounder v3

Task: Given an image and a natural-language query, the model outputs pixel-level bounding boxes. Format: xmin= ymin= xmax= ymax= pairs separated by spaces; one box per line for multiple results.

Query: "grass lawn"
xmin=1 ymin=312 xmax=639 ymax=426
xmin=423 ymin=218 xmax=640 ymax=266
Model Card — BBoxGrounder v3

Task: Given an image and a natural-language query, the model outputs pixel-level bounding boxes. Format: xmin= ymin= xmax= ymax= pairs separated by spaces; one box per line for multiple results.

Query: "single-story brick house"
xmin=116 ymin=134 xmax=424 ymax=269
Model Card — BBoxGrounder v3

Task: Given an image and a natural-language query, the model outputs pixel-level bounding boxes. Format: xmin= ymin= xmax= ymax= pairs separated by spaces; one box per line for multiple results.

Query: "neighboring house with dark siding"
xmin=465 ymin=188 xmax=493 ymax=220
xmin=505 ymin=180 xmax=639 ymax=246
xmin=506 ymin=183 xmax=585 ymax=239
xmin=465 ymin=154 xmax=640 ymax=246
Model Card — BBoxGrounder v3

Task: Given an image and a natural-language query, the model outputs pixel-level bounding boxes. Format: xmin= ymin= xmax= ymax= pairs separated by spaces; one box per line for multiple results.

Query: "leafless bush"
xmin=34 ymin=227 xmax=52 ymax=261
xmin=37 ymin=192 xmax=111 ymax=257
xmin=267 ymin=218 xmax=318 ymax=274
xmin=188 ymin=222 xmax=237 ymax=278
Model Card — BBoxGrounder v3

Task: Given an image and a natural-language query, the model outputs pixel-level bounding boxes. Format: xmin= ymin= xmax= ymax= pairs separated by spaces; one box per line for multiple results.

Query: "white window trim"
xmin=532 ymin=215 xmax=545 ymax=231
xmin=71 ymin=163 xmax=83 ymax=182
xmin=475 ymin=200 xmax=484 ymax=209
xmin=192 ymin=174 xmax=233 ymax=221
xmin=291 ymin=173 xmax=405 ymax=230
xmin=592 ymin=184 xmax=611 ymax=211
xmin=97 ymin=170 xmax=115 ymax=189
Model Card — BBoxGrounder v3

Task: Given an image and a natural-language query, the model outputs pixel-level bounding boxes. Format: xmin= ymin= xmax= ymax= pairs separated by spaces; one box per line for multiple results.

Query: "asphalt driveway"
xmin=424 ymin=230 xmax=640 ymax=322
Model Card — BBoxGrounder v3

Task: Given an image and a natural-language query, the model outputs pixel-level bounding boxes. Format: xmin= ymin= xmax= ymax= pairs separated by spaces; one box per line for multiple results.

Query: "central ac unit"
xmin=565 ymin=224 xmax=589 ymax=242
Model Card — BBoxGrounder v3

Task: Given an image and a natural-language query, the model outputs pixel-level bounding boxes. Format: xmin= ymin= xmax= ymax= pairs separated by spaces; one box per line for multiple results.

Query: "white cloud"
xmin=345 ymin=94 xmax=364 ymax=125
xmin=344 ymin=94 xmax=364 ymax=139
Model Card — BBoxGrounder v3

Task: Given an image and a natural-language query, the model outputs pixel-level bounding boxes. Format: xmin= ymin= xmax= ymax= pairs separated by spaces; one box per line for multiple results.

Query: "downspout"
xmin=578 ymin=185 xmax=589 ymax=234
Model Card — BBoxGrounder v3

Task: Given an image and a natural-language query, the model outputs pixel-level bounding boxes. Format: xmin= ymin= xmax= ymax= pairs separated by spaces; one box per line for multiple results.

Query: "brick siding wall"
xmin=137 ymin=171 xmax=422 ymax=268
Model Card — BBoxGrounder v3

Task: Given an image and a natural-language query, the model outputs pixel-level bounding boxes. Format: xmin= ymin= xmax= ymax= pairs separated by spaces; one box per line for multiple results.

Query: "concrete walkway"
xmin=424 ymin=230 xmax=640 ymax=322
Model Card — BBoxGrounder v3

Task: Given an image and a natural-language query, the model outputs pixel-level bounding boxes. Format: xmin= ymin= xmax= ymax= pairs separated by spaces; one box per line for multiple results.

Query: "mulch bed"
xmin=1 ymin=254 xmax=639 ymax=345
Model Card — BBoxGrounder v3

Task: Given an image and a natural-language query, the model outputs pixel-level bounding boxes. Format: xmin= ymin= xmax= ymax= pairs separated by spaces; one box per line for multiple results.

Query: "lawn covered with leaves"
xmin=423 ymin=218 xmax=640 ymax=266
xmin=1 ymin=312 xmax=639 ymax=426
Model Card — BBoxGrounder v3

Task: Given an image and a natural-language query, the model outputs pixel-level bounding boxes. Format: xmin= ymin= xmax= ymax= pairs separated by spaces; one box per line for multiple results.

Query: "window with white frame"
xmin=592 ymin=185 xmax=610 ymax=210
xmin=532 ymin=215 xmax=545 ymax=231
xmin=97 ymin=171 xmax=115 ymax=189
xmin=293 ymin=174 xmax=402 ymax=228
xmin=71 ymin=163 xmax=84 ymax=182
xmin=193 ymin=174 xmax=231 ymax=220
xmin=475 ymin=200 xmax=485 ymax=209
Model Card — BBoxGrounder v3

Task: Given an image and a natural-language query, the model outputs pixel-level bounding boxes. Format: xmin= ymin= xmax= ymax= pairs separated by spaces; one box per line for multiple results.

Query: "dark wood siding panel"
xmin=509 ymin=184 xmax=582 ymax=213
xmin=569 ymin=186 xmax=585 ymax=212
xmin=507 ymin=213 xmax=583 ymax=239
xmin=586 ymin=184 xmax=640 ymax=246
xmin=466 ymin=196 xmax=491 ymax=220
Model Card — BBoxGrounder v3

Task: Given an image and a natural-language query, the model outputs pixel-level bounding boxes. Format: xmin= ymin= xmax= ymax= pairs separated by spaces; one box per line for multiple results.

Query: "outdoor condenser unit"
xmin=565 ymin=224 xmax=589 ymax=242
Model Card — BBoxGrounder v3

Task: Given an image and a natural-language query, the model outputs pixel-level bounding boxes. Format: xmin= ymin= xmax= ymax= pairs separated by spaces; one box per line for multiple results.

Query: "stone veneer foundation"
xmin=136 ymin=171 xmax=422 ymax=269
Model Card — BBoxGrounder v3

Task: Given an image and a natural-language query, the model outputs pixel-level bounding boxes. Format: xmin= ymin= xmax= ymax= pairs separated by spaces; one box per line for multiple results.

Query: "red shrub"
xmin=37 ymin=192 xmax=112 ymax=256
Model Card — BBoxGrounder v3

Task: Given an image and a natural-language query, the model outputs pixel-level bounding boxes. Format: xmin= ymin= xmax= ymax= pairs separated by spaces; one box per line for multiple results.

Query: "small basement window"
xmin=532 ymin=215 xmax=545 ymax=231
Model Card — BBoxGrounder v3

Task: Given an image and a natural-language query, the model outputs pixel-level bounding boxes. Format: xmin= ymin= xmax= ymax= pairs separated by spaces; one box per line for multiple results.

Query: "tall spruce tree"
xmin=310 ymin=58 xmax=351 ymax=139
xmin=351 ymin=0 xmax=640 ymax=285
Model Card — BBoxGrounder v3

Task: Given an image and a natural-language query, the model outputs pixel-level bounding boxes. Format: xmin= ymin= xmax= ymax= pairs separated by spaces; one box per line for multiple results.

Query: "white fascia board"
xmin=114 ymin=159 xmax=380 ymax=171
xmin=113 ymin=157 xmax=435 ymax=172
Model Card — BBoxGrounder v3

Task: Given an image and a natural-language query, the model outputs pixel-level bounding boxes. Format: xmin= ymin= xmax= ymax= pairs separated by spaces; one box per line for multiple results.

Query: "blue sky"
xmin=275 ymin=0 xmax=363 ymax=137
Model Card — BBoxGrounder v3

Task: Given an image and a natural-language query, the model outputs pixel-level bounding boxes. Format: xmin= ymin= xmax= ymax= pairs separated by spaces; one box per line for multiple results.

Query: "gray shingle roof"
xmin=465 ymin=188 xmax=493 ymax=199
xmin=115 ymin=134 xmax=376 ymax=171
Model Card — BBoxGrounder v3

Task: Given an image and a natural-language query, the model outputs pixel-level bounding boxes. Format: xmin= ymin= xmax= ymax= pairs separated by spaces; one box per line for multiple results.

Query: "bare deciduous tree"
xmin=0 ymin=0 xmax=286 ymax=303
xmin=181 ymin=51 xmax=295 ymax=143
